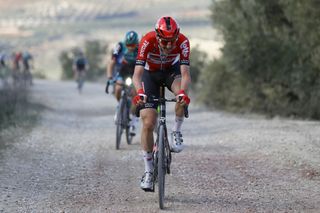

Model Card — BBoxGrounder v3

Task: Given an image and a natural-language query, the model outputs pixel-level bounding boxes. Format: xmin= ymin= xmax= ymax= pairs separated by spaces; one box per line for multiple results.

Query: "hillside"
xmin=0 ymin=0 xmax=221 ymax=79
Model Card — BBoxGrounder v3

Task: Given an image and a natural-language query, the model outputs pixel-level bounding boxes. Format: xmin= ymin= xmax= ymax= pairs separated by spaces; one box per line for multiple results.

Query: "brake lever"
xmin=178 ymin=96 xmax=189 ymax=118
xmin=105 ymin=81 xmax=110 ymax=94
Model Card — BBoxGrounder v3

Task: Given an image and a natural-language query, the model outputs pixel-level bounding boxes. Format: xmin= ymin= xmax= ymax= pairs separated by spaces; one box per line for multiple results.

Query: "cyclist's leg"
xmin=121 ymin=64 xmax=139 ymax=133
xmin=166 ymin=63 xmax=185 ymax=117
xmin=140 ymin=108 xmax=157 ymax=152
xmin=140 ymin=108 xmax=157 ymax=190
xmin=114 ymin=80 xmax=122 ymax=101
xmin=74 ymin=70 xmax=79 ymax=82
xmin=115 ymin=66 xmax=127 ymax=102
xmin=166 ymin=64 xmax=185 ymax=153
xmin=26 ymin=63 xmax=33 ymax=84
xmin=112 ymin=73 xmax=123 ymax=123
xmin=75 ymin=71 xmax=81 ymax=89
xmin=23 ymin=63 xmax=31 ymax=84
xmin=12 ymin=68 xmax=20 ymax=87
xmin=81 ymin=70 xmax=86 ymax=84
xmin=140 ymin=70 xmax=160 ymax=152
xmin=129 ymin=87 xmax=139 ymax=134
xmin=22 ymin=68 xmax=28 ymax=87
xmin=140 ymin=70 xmax=160 ymax=190
xmin=111 ymin=65 xmax=121 ymax=94
xmin=26 ymin=67 xmax=33 ymax=85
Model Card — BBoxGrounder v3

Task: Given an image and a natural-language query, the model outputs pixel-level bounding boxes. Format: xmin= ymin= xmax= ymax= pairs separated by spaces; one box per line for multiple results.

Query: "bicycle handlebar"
xmin=105 ymin=81 xmax=111 ymax=94
xmin=105 ymin=79 xmax=129 ymax=94
xmin=135 ymin=96 xmax=189 ymax=118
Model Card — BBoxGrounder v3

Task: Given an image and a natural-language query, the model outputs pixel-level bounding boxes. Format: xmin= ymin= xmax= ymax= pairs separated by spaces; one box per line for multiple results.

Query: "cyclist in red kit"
xmin=132 ymin=16 xmax=191 ymax=191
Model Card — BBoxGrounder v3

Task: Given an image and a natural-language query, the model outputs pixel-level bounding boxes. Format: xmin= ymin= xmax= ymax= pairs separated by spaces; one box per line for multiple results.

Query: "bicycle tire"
xmin=126 ymin=126 xmax=132 ymax=144
xmin=158 ymin=125 xmax=166 ymax=209
xmin=124 ymin=100 xmax=133 ymax=145
xmin=116 ymin=99 xmax=124 ymax=149
xmin=164 ymin=127 xmax=171 ymax=174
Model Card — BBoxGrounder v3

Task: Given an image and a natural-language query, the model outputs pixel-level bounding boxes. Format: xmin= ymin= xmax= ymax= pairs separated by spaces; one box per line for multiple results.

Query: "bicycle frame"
xmin=116 ymin=83 xmax=130 ymax=127
xmin=135 ymin=85 xmax=188 ymax=209
xmin=107 ymin=78 xmax=134 ymax=149
xmin=153 ymin=86 xmax=173 ymax=209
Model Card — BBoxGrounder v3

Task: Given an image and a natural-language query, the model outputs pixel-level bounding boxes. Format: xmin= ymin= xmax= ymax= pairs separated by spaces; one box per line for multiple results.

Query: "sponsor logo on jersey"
xmin=148 ymin=53 xmax=179 ymax=64
xmin=180 ymin=59 xmax=190 ymax=65
xmin=145 ymin=103 xmax=154 ymax=108
xmin=113 ymin=43 xmax=122 ymax=55
xmin=136 ymin=59 xmax=145 ymax=66
xmin=180 ymin=40 xmax=189 ymax=58
xmin=140 ymin=40 xmax=149 ymax=57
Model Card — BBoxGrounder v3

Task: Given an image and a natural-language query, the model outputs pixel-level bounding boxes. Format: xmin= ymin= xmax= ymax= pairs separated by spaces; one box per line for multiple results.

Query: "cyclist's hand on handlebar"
xmin=177 ymin=90 xmax=190 ymax=105
xmin=133 ymin=88 xmax=147 ymax=105
xmin=107 ymin=78 xmax=114 ymax=85
xmin=105 ymin=78 xmax=113 ymax=94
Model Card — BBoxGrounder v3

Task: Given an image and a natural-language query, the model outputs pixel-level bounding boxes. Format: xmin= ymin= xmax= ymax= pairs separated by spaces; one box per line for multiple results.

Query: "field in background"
xmin=0 ymin=0 xmax=221 ymax=79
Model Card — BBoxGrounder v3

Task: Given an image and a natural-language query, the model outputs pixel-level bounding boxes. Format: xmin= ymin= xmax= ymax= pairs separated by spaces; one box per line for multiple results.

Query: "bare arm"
xmin=133 ymin=65 xmax=145 ymax=91
xmin=107 ymin=58 xmax=116 ymax=79
xmin=180 ymin=64 xmax=191 ymax=93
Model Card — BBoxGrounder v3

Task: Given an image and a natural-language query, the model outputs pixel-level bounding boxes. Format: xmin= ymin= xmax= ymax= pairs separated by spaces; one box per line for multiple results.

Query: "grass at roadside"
xmin=0 ymin=87 xmax=44 ymax=147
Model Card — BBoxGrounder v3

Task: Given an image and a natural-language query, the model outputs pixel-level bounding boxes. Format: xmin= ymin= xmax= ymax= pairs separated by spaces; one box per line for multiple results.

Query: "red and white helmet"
xmin=155 ymin=16 xmax=180 ymax=40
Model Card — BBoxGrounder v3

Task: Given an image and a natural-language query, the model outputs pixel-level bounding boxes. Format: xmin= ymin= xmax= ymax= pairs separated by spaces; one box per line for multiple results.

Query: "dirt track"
xmin=0 ymin=79 xmax=320 ymax=212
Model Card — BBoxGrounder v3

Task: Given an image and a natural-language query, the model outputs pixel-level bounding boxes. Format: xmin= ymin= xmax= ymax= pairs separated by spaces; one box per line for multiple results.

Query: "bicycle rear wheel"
xmin=124 ymin=101 xmax=133 ymax=145
xmin=116 ymin=99 xmax=124 ymax=150
xmin=158 ymin=125 xmax=166 ymax=209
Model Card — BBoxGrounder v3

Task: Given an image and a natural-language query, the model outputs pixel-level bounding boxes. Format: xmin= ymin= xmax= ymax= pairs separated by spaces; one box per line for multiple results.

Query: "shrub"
xmin=190 ymin=45 xmax=208 ymax=88
xmin=200 ymin=0 xmax=320 ymax=119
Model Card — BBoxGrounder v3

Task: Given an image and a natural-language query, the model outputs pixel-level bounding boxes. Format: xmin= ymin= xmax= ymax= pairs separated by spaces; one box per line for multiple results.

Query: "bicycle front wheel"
xmin=158 ymin=125 xmax=166 ymax=209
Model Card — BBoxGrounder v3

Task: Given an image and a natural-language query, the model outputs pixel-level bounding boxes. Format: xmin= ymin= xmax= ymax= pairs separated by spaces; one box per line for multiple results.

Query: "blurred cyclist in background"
xmin=22 ymin=50 xmax=34 ymax=86
xmin=0 ymin=53 xmax=6 ymax=68
xmin=0 ymin=52 xmax=10 ymax=87
xmin=105 ymin=30 xmax=140 ymax=135
xmin=73 ymin=51 xmax=89 ymax=94
xmin=11 ymin=51 xmax=23 ymax=87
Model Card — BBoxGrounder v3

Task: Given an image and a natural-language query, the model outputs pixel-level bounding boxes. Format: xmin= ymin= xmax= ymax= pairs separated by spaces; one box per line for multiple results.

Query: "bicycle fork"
xmin=152 ymin=119 xmax=172 ymax=186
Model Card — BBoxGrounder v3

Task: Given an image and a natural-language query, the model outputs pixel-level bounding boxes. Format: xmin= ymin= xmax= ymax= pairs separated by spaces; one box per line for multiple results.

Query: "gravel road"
xmin=1 ymin=79 xmax=320 ymax=213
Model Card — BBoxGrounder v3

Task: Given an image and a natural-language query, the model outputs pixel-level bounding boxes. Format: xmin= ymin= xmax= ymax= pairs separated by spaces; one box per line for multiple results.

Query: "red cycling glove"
xmin=133 ymin=88 xmax=147 ymax=105
xmin=177 ymin=90 xmax=190 ymax=105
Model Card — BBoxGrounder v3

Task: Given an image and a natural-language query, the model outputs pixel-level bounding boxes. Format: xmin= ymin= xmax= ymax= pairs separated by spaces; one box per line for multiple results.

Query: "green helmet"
xmin=124 ymin=30 xmax=139 ymax=46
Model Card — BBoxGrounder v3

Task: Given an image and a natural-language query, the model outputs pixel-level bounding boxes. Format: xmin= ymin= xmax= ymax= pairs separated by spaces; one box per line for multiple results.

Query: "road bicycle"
xmin=75 ymin=71 xmax=85 ymax=94
xmin=106 ymin=77 xmax=135 ymax=149
xmin=136 ymin=85 xmax=188 ymax=209
xmin=21 ymin=67 xmax=33 ymax=87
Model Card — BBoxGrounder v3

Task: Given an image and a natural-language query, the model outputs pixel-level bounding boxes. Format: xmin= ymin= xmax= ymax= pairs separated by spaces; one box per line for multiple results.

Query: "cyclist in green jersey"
xmin=106 ymin=30 xmax=140 ymax=135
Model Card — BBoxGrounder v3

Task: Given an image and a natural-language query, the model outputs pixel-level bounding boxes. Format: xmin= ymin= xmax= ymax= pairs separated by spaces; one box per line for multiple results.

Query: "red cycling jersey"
xmin=135 ymin=31 xmax=190 ymax=71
